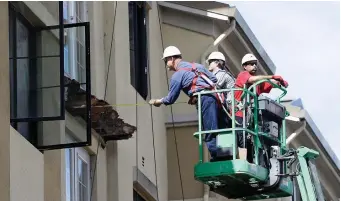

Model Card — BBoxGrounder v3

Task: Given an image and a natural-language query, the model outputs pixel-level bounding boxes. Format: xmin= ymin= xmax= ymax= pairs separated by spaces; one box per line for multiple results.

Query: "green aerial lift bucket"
xmin=193 ymin=80 xmax=293 ymax=200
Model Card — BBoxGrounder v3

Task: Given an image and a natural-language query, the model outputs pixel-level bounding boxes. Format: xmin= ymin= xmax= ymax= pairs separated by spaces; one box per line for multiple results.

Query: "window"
xmin=9 ymin=3 xmax=38 ymax=143
xmin=129 ymin=1 xmax=149 ymax=100
xmin=65 ymin=147 xmax=91 ymax=201
xmin=134 ymin=190 xmax=147 ymax=201
xmin=9 ymin=2 xmax=91 ymax=150
xmin=63 ymin=1 xmax=88 ymax=84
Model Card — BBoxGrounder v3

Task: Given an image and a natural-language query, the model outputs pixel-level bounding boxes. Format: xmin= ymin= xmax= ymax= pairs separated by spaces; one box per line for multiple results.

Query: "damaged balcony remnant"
xmin=65 ymin=77 xmax=136 ymax=142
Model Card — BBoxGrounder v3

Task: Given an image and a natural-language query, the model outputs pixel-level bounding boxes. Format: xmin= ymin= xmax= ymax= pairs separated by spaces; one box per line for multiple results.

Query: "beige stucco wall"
xmin=161 ymin=23 xmax=217 ymax=122
xmin=102 ymin=1 xmax=168 ymax=200
xmin=167 ymin=126 xmax=204 ymax=200
xmin=0 ymin=2 xmax=10 ymax=201
xmin=10 ymin=127 xmax=44 ymax=201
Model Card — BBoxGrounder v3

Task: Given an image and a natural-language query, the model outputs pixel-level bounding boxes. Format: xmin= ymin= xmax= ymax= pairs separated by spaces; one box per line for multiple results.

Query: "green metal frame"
xmin=192 ymin=79 xmax=325 ymax=201
xmin=193 ymin=79 xmax=288 ymax=164
xmin=192 ymin=79 xmax=294 ymax=200
xmin=295 ymin=147 xmax=325 ymax=201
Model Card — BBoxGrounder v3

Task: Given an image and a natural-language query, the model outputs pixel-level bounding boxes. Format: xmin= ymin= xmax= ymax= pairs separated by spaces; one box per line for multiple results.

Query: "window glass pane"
xmin=129 ymin=2 xmax=136 ymax=90
xmin=76 ymin=29 xmax=85 ymax=84
xmin=37 ymin=24 xmax=91 ymax=149
xmin=77 ymin=156 xmax=88 ymax=201
xmin=9 ymin=58 xmax=15 ymax=118
xmin=11 ymin=24 xmax=64 ymax=120
xmin=65 ymin=149 xmax=72 ymax=201
xmin=75 ymin=2 xmax=86 ymax=22
xmin=128 ymin=2 xmax=148 ymax=100
xmin=65 ymin=45 xmax=70 ymax=75
xmin=16 ymin=20 xmax=30 ymax=120
xmin=9 ymin=10 xmax=14 ymax=118
xmin=76 ymin=3 xmax=81 ymax=23
xmin=133 ymin=190 xmax=146 ymax=201
xmin=17 ymin=122 xmax=30 ymax=140
xmin=63 ymin=2 xmax=70 ymax=75
xmin=9 ymin=11 xmax=14 ymax=58
xmin=63 ymin=2 xmax=69 ymax=22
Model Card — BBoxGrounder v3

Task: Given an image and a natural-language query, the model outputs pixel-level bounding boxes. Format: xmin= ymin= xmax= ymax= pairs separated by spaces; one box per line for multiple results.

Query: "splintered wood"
xmin=65 ymin=77 xmax=136 ymax=141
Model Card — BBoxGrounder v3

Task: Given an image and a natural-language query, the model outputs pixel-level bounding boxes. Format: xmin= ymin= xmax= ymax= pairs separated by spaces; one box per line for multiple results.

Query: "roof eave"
xmin=289 ymin=99 xmax=340 ymax=171
xmin=159 ymin=2 xmax=277 ymax=75
xmin=226 ymin=7 xmax=276 ymax=74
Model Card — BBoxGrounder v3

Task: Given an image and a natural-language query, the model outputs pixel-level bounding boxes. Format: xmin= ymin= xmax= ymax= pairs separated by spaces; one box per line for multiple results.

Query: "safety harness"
xmin=175 ymin=63 xmax=256 ymax=127
xmin=176 ymin=63 xmax=225 ymax=107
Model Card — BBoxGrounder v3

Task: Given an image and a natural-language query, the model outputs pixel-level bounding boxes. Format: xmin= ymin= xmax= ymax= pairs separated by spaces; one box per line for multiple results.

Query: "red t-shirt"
xmin=234 ymin=71 xmax=273 ymax=117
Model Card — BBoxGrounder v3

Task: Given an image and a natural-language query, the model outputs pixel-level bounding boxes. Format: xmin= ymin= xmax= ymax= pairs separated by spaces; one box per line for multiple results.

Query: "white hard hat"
xmin=162 ymin=46 xmax=181 ymax=60
xmin=206 ymin=51 xmax=226 ymax=64
xmin=241 ymin=53 xmax=258 ymax=65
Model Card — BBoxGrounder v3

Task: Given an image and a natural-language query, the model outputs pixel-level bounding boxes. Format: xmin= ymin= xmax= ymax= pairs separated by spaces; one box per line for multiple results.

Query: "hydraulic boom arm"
xmin=282 ymin=147 xmax=325 ymax=201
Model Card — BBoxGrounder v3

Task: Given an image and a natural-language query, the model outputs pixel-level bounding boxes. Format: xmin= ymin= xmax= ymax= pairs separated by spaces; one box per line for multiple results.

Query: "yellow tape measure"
xmin=99 ymin=101 xmax=188 ymax=107
xmin=72 ymin=101 xmax=189 ymax=108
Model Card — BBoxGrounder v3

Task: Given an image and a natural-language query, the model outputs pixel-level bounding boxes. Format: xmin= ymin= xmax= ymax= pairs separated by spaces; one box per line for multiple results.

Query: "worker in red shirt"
xmin=233 ymin=53 xmax=288 ymax=161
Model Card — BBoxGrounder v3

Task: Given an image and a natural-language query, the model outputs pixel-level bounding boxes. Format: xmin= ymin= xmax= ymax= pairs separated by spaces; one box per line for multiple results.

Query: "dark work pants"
xmin=236 ymin=115 xmax=254 ymax=162
xmin=200 ymin=94 xmax=219 ymax=159
xmin=235 ymin=116 xmax=246 ymax=148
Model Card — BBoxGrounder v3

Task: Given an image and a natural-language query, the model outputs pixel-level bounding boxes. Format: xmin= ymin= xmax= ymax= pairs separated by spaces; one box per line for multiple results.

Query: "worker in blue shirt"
xmin=149 ymin=46 xmax=220 ymax=161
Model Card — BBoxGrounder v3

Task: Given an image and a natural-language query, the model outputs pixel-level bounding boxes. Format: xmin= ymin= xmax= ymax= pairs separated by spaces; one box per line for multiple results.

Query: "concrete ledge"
xmin=133 ymin=166 xmax=157 ymax=201
xmin=10 ymin=126 xmax=44 ymax=201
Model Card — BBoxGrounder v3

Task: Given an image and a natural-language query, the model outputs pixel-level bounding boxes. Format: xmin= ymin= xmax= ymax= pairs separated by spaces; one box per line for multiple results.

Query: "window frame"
xmin=35 ymin=22 xmax=92 ymax=151
xmin=65 ymin=146 xmax=91 ymax=201
xmin=9 ymin=3 xmax=39 ymax=143
xmin=9 ymin=2 xmax=66 ymax=123
xmin=129 ymin=1 xmax=149 ymax=100
xmin=9 ymin=2 xmax=92 ymax=151
xmin=63 ymin=1 xmax=88 ymax=85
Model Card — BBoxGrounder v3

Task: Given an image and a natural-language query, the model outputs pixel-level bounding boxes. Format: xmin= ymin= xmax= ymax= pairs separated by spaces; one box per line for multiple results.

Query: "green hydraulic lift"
xmin=193 ymin=79 xmax=326 ymax=201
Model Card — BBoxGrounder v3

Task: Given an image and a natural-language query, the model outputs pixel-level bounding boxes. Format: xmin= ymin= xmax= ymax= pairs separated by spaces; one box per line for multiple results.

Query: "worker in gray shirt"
xmin=206 ymin=51 xmax=236 ymax=160
xmin=206 ymin=51 xmax=235 ymax=106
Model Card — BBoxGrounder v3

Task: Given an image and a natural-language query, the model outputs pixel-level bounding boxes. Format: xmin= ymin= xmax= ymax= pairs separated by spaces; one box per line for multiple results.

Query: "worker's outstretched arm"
xmin=149 ymin=76 xmax=182 ymax=107
xmin=161 ymin=78 xmax=182 ymax=105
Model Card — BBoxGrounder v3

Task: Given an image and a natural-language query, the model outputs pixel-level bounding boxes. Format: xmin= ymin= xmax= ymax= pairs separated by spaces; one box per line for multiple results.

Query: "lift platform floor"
xmin=194 ymin=159 xmax=292 ymax=200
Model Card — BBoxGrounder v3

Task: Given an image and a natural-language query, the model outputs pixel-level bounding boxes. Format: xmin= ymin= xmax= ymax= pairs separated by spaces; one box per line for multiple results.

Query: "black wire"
xmin=104 ymin=2 xmax=117 ymax=100
xmin=146 ymin=4 xmax=160 ymax=200
xmin=148 ymin=54 xmax=160 ymax=201
xmin=90 ymin=2 xmax=117 ymax=201
xmin=134 ymin=3 xmax=139 ymax=200
xmin=134 ymin=62 xmax=138 ymax=200
xmin=157 ymin=5 xmax=185 ymax=201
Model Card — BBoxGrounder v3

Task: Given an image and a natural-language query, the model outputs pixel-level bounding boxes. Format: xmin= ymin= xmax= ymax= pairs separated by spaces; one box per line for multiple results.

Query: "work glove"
xmin=272 ymin=75 xmax=284 ymax=82
xmin=149 ymin=99 xmax=162 ymax=107
xmin=280 ymin=80 xmax=289 ymax=88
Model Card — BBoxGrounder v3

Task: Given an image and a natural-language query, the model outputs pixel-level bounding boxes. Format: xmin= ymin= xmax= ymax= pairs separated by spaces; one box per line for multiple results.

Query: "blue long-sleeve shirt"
xmin=161 ymin=61 xmax=217 ymax=105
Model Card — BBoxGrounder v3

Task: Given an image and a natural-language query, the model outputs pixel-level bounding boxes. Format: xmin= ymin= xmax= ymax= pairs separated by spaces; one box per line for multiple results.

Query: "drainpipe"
xmin=200 ymin=18 xmax=236 ymax=201
xmin=200 ymin=19 xmax=236 ymax=65
xmin=286 ymin=120 xmax=306 ymax=145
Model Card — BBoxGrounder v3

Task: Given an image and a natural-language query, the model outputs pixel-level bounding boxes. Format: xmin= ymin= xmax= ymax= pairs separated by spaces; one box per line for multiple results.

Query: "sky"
xmin=227 ymin=1 xmax=340 ymax=159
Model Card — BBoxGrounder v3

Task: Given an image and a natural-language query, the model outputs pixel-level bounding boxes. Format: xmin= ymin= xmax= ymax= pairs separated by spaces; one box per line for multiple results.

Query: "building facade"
xmin=0 ymin=1 xmax=339 ymax=201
